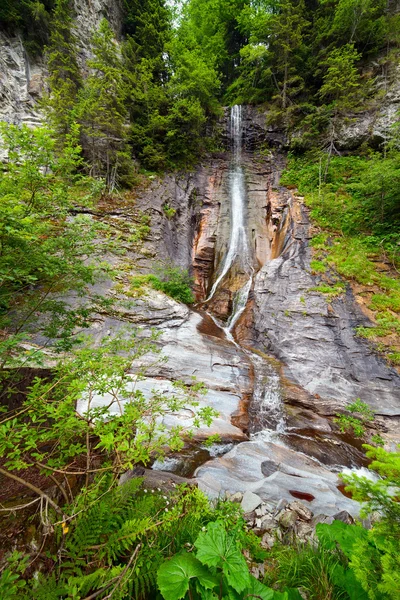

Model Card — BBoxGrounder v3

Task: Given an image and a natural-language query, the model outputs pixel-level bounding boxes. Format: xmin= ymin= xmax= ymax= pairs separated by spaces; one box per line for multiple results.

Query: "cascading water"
xmin=206 ymin=106 xmax=254 ymax=334
xmin=205 ymin=106 xmax=285 ymax=436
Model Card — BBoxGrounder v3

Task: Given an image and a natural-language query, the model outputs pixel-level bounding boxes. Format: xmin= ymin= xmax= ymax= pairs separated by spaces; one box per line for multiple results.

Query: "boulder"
xmin=241 ymin=491 xmax=263 ymax=513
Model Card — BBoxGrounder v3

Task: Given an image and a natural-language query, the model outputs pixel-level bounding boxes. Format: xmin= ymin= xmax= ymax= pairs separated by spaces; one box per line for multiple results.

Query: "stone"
xmin=241 ymin=491 xmax=263 ymax=513
xmin=312 ymin=514 xmax=334 ymax=526
xmin=252 ymin=194 xmax=400 ymax=418
xmin=296 ymin=521 xmax=314 ymax=540
xmin=261 ymin=532 xmax=276 ymax=549
xmin=119 ymin=467 xmax=195 ymax=492
xmin=196 ymin=441 xmax=360 ymax=517
xmin=289 ymin=500 xmax=313 ymax=521
xmin=331 ymin=510 xmax=354 ymax=525
xmin=260 ymin=516 xmax=276 ymax=531
xmin=27 ymin=73 xmax=43 ymax=96
xmin=230 ymin=492 xmax=243 ymax=503
xmin=255 ymin=504 xmax=270 ymax=517
xmin=278 ymin=510 xmax=298 ymax=529
xmin=274 ymin=498 xmax=288 ymax=514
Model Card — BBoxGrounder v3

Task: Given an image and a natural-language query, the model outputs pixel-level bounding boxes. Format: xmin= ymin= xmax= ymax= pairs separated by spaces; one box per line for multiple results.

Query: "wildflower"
xmin=165 ymin=508 xmax=169 ymax=512
xmin=143 ymin=489 xmax=147 ymax=493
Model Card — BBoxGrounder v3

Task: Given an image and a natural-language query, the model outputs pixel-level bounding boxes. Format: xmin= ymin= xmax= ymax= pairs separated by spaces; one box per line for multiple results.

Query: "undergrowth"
xmin=130 ymin=263 xmax=195 ymax=304
xmin=282 ymin=153 xmax=400 ymax=365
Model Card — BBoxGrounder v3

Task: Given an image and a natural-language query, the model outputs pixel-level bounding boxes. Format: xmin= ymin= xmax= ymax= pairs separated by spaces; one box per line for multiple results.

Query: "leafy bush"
xmin=157 ymin=520 xmax=301 ymax=600
xmin=131 ymin=264 xmax=195 ymax=304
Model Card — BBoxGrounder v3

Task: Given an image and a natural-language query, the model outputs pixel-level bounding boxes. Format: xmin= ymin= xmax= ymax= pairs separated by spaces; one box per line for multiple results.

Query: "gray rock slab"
xmin=241 ymin=491 xmax=263 ymax=513
xmin=196 ymin=440 xmax=360 ymax=517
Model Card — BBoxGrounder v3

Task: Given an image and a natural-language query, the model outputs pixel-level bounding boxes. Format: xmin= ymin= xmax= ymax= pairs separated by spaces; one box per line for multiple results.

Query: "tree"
xmin=123 ymin=0 xmax=170 ymax=78
xmin=0 ymin=0 xmax=55 ymax=54
xmin=330 ymin=0 xmax=387 ymax=52
xmin=76 ymin=19 xmax=132 ymax=190
xmin=268 ymin=0 xmax=309 ymax=118
xmin=317 ymin=445 xmax=400 ymax=599
xmin=0 ymin=122 xmax=111 ymax=383
xmin=45 ymin=0 xmax=81 ymax=145
xmin=319 ymin=43 xmax=361 ymax=179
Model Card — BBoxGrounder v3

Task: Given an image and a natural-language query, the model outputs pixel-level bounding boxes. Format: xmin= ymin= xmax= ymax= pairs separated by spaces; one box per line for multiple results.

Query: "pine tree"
xmin=46 ymin=0 xmax=81 ymax=145
xmin=319 ymin=43 xmax=361 ymax=179
xmin=76 ymin=19 xmax=132 ymax=190
xmin=269 ymin=0 xmax=309 ymax=118
xmin=123 ymin=0 xmax=170 ymax=78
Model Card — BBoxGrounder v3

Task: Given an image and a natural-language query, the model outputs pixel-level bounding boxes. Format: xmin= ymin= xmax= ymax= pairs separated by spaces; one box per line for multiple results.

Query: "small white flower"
xmin=165 ymin=508 xmax=169 ymax=512
xmin=151 ymin=489 xmax=155 ymax=493
xmin=166 ymin=501 xmax=170 ymax=505
xmin=163 ymin=495 xmax=167 ymax=500
xmin=202 ymin=526 xmax=206 ymax=531
xmin=157 ymin=487 xmax=161 ymax=491
xmin=143 ymin=489 xmax=147 ymax=493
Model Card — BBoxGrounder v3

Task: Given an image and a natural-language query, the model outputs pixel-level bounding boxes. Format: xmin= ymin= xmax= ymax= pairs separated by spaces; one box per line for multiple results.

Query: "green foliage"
xmin=76 ymin=18 xmax=133 ymax=190
xmin=314 ymin=446 xmax=400 ymax=600
xmin=131 ymin=264 xmax=195 ymax=304
xmin=264 ymin=539 xmax=357 ymax=600
xmin=0 ymin=122 xmax=113 ymax=362
xmin=0 ymin=0 xmax=55 ymax=54
xmin=157 ymin=520 xmax=286 ymax=600
xmin=163 ymin=203 xmax=176 ymax=219
xmin=0 ymin=552 xmax=29 ymax=599
xmin=0 ymin=331 xmax=214 ymax=487
xmin=45 ymin=0 xmax=81 ymax=144
xmin=310 ymin=260 xmax=326 ymax=273
xmin=319 ymin=44 xmax=361 ymax=110
xmin=282 ymin=152 xmax=400 ymax=356
xmin=334 ymin=399 xmax=374 ymax=439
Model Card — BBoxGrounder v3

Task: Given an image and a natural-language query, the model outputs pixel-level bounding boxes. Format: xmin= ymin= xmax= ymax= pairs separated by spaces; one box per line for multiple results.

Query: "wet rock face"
xmin=251 ymin=192 xmax=400 ymax=417
xmin=195 ymin=440 xmax=360 ymax=517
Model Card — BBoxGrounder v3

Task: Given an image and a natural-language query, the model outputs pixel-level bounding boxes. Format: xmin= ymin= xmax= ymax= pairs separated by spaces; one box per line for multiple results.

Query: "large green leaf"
xmin=331 ymin=564 xmax=369 ymax=600
xmin=157 ymin=551 xmax=217 ymax=600
xmin=244 ymin=576 xmax=276 ymax=599
xmin=195 ymin=521 xmax=250 ymax=593
xmin=316 ymin=520 xmax=367 ymax=559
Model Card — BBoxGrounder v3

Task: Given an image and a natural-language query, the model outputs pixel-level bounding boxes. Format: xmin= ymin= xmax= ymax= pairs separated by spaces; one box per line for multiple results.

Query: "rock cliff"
xmin=0 ymin=0 xmax=123 ymax=127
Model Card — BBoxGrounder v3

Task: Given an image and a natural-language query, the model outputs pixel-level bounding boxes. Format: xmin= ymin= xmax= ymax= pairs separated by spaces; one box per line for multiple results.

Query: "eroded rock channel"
xmin=81 ymin=106 xmax=400 ymax=517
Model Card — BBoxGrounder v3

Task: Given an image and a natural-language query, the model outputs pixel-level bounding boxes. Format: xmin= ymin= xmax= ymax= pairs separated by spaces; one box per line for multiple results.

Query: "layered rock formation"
xmin=0 ymin=0 xmax=123 ymax=127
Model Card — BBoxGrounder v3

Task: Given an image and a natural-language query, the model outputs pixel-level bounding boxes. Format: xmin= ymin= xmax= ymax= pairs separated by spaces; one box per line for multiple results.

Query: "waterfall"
xmin=206 ymin=106 xmax=253 ymax=332
xmin=205 ymin=105 xmax=285 ymax=436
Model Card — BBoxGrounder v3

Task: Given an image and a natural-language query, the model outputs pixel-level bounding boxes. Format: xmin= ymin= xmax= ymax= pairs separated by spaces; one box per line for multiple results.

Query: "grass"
xmin=264 ymin=542 xmax=346 ymax=600
xmin=309 ymin=283 xmax=346 ymax=299
xmin=162 ymin=203 xmax=176 ymax=219
xmin=130 ymin=264 xmax=195 ymax=304
xmin=310 ymin=260 xmax=326 ymax=274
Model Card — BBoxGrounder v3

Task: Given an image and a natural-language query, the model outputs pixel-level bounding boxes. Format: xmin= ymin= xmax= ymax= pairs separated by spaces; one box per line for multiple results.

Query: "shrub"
xmin=131 ymin=264 xmax=195 ymax=304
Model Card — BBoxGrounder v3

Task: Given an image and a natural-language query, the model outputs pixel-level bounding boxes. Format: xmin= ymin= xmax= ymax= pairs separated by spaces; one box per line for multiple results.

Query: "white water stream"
xmin=206 ymin=106 xmax=285 ymax=434
xmin=206 ymin=105 xmax=254 ymax=334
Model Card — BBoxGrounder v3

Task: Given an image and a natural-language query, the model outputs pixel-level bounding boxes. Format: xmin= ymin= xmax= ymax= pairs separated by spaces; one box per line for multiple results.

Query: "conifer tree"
xmin=46 ymin=0 xmax=81 ymax=145
xmin=319 ymin=43 xmax=361 ymax=179
xmin=76 ymin=19 xmax=132 ymax=190
xmin=123 ymin=0 xmax=170 ymax=78
xmin=268 ymin=0 xmax=309 ymax=118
